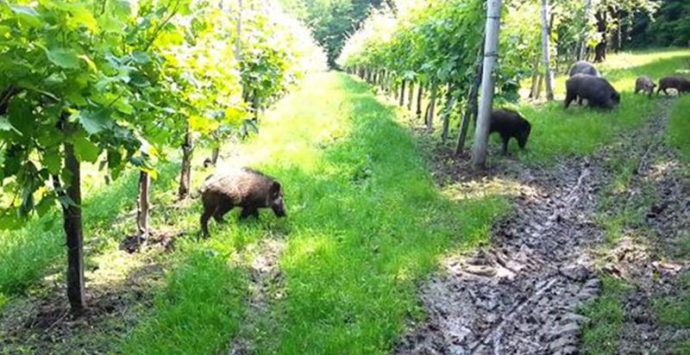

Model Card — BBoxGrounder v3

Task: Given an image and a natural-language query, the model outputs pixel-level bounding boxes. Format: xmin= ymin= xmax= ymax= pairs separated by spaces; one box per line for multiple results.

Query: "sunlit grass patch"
xmin=667 ymin=96 xmax=690 ymax=160
xmin=442 ymin=177 xmax=538 ymax=202
xmin=0 ymin=164 xmax=145 ymax=296
xmin=517 ymin=94 xmax=656 ymax=164
xmin=515 ymin=50 xmax=690 ymax=164
xmin=122 ymin=250 xmax=247 ymax=354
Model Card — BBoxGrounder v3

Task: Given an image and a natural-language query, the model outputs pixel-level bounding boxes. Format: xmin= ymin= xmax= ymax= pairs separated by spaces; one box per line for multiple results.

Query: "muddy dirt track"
xmin=397 ymin=99 xmax=689 ymax=354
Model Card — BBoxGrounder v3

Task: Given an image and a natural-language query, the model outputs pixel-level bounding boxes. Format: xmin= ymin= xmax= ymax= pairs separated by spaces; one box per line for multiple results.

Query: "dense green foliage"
xmin=629 ymin=0 xmax=690 ymax=48
xmin=0 ymin=0 xmax=325 ymax=228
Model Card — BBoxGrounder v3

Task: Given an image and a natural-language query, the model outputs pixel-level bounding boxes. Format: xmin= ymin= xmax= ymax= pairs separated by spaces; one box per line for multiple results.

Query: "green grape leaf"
xmin=72 ymin=135 xmax=101 ymax=163
xmin=0 ymin=117 xmax=22 ymax=135
xmin=78 ymin=110 xmax=110 ymax=135
xmin=35 ymin=195 xmax=56 ymax=217
xmin=45 ymin=48 xmax=81 ymax=69
xmin=42 ymin=148 xmax=62 ymax=175
xmin=131 ymin=51 xmax=150 ymax=64
xmin=9 ymin=5 xmax=42 ymax=27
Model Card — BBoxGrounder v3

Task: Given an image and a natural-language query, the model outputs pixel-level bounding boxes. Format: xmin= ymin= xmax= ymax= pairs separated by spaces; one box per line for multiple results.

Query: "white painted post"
xmin=471 ymin=0 xmax=502 ymax=169
xmin=541 ymin=0 xmax=554 ymax=101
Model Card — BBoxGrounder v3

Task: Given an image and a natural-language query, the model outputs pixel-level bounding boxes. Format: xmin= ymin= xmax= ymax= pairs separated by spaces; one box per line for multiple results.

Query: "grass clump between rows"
xmin=667 ymin=96 xmax=690 ymax=160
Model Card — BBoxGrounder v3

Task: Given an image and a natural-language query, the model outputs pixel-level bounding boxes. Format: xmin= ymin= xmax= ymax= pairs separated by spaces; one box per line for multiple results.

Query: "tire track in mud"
xmin=397 ymin=155 xmax=606 ymax=355
xmin=397 ymin=98 xmax=689 ymax=355
xmin=595 ymin=99 xmax=690 ymax=354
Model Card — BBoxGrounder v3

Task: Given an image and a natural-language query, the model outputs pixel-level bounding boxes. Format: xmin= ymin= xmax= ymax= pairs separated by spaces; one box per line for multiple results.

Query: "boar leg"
xmin=214 ymin=201 xmax=234 ymax=223
xmin=564 ymin=91 xmax=576 ymax=109
xmin=200 ymin=207 xmax=214 ymax=238
xmin=501 ymin=135 xmax=510 ymax=155
xmin=240 ymin=207 xmax=259 ymax=220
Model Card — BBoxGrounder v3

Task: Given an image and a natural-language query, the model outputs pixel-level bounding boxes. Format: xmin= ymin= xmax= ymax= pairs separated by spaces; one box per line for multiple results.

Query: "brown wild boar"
xmin=634 ymin=76 xmax=656 ymax=97
xmin=568 ymin=61 xmax=601 ymax=77
xmin=657 ymin=76 xmax=690 ymax=96
xmin=565 ymin=74 xmax=620 ymax=110
xmin=200 ymin=167 xmax=286 ymax=237
xmin=489 ymin=109 xmax=532 ymax=155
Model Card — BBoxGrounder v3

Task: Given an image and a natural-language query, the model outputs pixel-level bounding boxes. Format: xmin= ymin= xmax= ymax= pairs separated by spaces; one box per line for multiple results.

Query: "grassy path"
xmin=122 ymin=72 xmax=508 ymax=353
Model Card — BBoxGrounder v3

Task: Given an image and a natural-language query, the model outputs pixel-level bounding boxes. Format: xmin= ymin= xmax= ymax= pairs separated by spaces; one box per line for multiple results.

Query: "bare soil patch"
xmin=594 ymin=100 xmax=690 ymax=354
xmin=228 ymin=237 xmax=286 ymax=355
xmin=0 ymin=253 xmax=165 ymax=353
xmin=397 ymin=154 xmax=606 ymax=354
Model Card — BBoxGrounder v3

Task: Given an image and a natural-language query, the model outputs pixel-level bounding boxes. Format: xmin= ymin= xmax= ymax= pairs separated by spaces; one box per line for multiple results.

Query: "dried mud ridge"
xmin=397 ymin=155 xmax=606 ymax=355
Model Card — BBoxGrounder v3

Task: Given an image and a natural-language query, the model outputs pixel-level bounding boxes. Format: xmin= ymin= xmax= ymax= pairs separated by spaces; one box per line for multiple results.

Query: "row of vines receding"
xmin=336 ymin=0 xmax=657 ymax=153
xmin=0 ymin=0 xmax=326 ymax=311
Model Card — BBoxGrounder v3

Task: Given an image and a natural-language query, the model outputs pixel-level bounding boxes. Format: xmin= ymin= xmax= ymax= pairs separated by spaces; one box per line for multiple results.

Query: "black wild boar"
xmin=635 ymin=76 xmax=656 ymax=97
xmin=568 ymin=61 xmax=600 ymax=77
xmin=565 ymin=74 xmax=620 ymax=110
xmin=489 ymin=109 xmax=532 ymax=155
xmin=200 ymin=167 xmax=286 ymax=237
xmin=657 ymin=76 xmax=690 ymax=96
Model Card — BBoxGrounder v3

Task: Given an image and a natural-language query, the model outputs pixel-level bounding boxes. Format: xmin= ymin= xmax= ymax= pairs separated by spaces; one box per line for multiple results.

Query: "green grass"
xmin=667 ymin=96 xmax=690 ymax=160
xmin=653 ymin=272 xmax=690 ymax=326
xmin=0 ymin=162 xmax=183 ymax=300
xmin=120 ymin=72 xmax=508 ymax=353
xmin=513 ymin=48 xmax=690 ymax=164
xmin=652 ymin=272 xmax=690 ymax=351
xmin=580 ymin=276 xmax=634 ymax=355
xmin=122 ymin=251 xmax=247 ymax=354
xmin=0 ymin=168 xmax=139 ymax=296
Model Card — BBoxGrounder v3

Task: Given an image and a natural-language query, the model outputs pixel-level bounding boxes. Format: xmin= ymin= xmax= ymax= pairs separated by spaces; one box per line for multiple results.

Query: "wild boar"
xmin=635 ymin=76 xmax=656 ymax=97
xmin=657 ymin=76 xmax=690 ymax=96
xmin=568 ymin=61 xmax=601 ymax=78
xmin=489 ymin=109 xmax=532 ymax=155
xmin=565 ymin=74 xmax=620 ymax=110
xmin=200 ymin=167 xmax=286 ymax=237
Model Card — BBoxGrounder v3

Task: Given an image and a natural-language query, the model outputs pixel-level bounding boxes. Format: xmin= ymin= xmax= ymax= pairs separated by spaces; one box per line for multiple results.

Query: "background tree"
xmin=541 ymin=0 xmax=555 ymax=101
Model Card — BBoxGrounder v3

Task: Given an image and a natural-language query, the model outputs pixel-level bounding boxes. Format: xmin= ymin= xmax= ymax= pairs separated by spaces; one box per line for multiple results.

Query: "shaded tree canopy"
xmin=278 ymin=0 xmax=393 ymax=67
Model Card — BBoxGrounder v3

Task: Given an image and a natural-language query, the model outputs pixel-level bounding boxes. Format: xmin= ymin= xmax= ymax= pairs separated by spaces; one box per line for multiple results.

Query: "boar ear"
xmin=270 ymin=182 xmax=282 ymax=196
